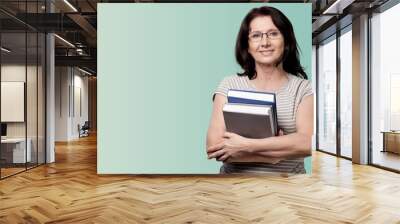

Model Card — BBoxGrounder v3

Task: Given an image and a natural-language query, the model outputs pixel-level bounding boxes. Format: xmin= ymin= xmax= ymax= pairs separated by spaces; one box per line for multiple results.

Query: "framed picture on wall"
xmin=1 ymin=81 xmax=25 ymax=122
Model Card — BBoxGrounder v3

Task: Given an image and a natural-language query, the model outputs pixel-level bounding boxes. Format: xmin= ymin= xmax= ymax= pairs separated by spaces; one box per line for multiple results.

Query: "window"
xmin=371 ymin=3 xmax=400 ymax=171
xmin=339 ymin=27 xmax=352 ymax=158
xmin=0 ymin=1 xmax=47 ymax=179
xmin=317 ymin=35 xmax=337 ymax=154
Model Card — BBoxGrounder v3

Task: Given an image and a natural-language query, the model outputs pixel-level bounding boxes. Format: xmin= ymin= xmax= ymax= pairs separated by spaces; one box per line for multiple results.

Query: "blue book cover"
xmin=228 ymin=97 xmax=275 ymax=105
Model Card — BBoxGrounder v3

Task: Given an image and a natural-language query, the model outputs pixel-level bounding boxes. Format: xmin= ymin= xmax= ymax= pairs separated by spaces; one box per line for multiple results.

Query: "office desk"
xmin=1 ymin=138 xmax=32 ymax=163
xmin=381 ymin=131 xmax=400 ymax=154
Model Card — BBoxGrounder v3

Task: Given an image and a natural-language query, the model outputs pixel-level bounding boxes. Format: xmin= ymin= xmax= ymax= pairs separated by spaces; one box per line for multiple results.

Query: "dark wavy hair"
xmin=235 ymin=6 xmax=307 ymax=80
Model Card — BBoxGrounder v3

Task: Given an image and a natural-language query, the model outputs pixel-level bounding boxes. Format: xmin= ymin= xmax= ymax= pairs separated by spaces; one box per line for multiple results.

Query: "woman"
xmin=206 ymin=6 xmax=314 ymax=175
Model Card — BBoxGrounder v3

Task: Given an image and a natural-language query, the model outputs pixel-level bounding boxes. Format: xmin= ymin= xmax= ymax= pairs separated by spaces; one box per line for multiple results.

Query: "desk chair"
xmin=79 ymin=121 xmax=90 ymax=138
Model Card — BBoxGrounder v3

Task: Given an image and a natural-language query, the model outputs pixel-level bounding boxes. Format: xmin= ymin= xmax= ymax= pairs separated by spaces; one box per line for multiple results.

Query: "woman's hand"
xmin=207 ymin=132 xmax=252 ymax=162
xmin=207 ymin=130 xmax=285 ymax=162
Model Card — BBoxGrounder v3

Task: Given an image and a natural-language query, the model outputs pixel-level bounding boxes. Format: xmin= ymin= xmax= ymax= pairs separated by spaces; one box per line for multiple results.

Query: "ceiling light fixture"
xmin=78 ymin=67 xmax=93 ymax=76
xmin=54 ymin=34 xmax=75 ymax=48
xmin=1 ymin=47 xmax=11 ymax=53
xmin=323 ymin=0 xmax=341 ymax=14
xmin=322 ymin=0 xmax=354 ymax=15
xmin=76 ymin=48 xmax=84 ymax=55
xmin=63 ymin=0 xmax=78 ymax=12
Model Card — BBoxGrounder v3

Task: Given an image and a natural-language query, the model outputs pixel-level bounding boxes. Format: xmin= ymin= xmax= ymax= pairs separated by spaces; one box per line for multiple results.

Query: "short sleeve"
xmin=299 ymin=79 xmax=313 ymax=100
xmin=294 ymin=79 xmax=314 ymax=113
xmin=212 ymin=77 xmax=231 ymax=101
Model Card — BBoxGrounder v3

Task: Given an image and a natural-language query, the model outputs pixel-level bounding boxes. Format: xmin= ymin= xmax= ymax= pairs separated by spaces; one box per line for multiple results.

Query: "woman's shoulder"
xmin=221 ymin=74 xmax=248 ymax=82
xmin=287 ymin=73 xmax=309 ymax=82
xmin=286 ymin=73 xmax=313 ymax=98
xmin=215 ymin=74 xmax=249 ymax=97
xmin=287 ymin=73 xmax=312 ymax=88
xmin=219 ymin=74 xmax=249 ymax=88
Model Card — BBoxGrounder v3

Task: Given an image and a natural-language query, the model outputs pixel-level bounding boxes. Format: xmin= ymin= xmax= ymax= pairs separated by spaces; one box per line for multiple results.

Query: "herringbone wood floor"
xmin=1 ymin=134 xmax=400 ymax=224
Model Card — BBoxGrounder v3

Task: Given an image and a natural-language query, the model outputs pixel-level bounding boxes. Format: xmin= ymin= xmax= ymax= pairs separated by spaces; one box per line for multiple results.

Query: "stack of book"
xmin=223 ymin=89 xmax=278 ymax=139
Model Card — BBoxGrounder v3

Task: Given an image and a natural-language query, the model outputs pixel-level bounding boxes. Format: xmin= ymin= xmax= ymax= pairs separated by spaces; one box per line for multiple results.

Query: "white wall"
xmin=1 ymin=65 xmax=41 ymax=137
xmin=70 ymin=72 xmax=89 ymax=138
xmin=1 ymin=66 xmax=26 ymax=136
xmin=55 ymin=67 xmax=89 ymax=141
xmin=55 ymin=66 xmax=70 ymax=141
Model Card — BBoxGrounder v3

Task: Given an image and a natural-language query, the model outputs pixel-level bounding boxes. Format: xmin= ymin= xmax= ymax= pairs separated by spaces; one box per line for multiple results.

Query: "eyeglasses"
xmin=248 ymin=31 xmax=281 ymax=42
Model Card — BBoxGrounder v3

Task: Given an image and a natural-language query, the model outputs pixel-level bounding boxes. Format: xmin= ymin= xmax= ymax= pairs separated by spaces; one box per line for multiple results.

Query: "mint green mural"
xmin=98 ymin=3 xmax=312 ymax=174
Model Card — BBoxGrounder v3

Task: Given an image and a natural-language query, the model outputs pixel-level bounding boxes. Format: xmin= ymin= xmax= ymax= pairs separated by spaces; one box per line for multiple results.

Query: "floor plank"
xmin=1 ymin=134 xmax=400 ymax=223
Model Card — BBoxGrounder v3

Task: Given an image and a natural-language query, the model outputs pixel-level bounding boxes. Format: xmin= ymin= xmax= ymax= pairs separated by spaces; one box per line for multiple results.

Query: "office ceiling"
xmin=0 ymin=0 xmax=394 ymax=75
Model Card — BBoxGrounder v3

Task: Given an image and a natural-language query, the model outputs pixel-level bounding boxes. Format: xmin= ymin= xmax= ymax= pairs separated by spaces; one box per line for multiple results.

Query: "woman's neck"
xmin=254 ymin=63 xmax=285 ymax=81
xmin=251 ymin=63 xmax=288 ymax=92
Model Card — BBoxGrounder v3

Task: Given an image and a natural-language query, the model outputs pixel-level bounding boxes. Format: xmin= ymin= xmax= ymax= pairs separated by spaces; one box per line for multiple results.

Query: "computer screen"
xmin=1 ymin=123 xmax=7 ymax=137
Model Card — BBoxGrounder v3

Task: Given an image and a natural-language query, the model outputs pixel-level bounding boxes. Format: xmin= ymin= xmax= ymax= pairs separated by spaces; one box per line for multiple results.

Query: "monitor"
xmin=1 ymin=123 xmax=7 ymax=137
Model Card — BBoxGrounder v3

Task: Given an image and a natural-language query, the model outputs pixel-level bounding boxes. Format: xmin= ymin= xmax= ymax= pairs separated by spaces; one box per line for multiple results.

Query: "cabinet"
xmin=0 ymin=138 xmax=32 ymax=164
xmin=382 ymin=131 xmax=400 ymax=154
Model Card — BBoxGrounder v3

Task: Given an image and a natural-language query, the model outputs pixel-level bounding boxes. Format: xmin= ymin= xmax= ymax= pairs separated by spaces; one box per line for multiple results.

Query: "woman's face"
xmin=247 ymin=16 xmax=285 ymax=66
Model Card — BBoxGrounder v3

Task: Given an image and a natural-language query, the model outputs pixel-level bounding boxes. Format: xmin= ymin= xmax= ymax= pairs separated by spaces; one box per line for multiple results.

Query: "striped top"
xmin=214 ymin=73 xmax=313 ymax=175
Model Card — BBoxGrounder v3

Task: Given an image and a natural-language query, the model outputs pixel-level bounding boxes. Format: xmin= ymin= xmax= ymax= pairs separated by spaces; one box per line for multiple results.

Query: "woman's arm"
xmin=248 ymin=94 xmax=314 ymax=158
xmin=208 ymin=94 xmax=314 ymax=161
xmin=206 ymin=94 xmax=227 ymax=150
xmin=206 ymin=94 xmax=283 ymax=163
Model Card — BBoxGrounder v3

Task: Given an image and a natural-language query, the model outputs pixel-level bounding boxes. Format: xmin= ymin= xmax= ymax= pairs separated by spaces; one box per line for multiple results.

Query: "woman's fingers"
xmin=223 ymin=132 xmax=235 ymax=138
xmin=208 ymin=149 xmax=226 ymax=159
xmin=207 ymin=141 xmax=224 ymax=153
xmin=217 ymin=153 xmax=230 ymax=162
xmin=279 ymin=129 xmax=284 ymax=136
